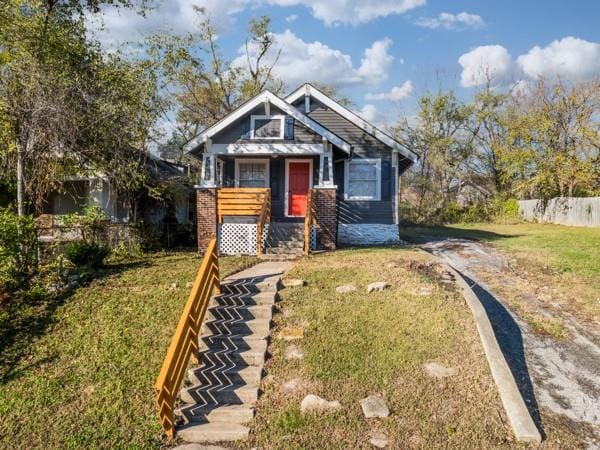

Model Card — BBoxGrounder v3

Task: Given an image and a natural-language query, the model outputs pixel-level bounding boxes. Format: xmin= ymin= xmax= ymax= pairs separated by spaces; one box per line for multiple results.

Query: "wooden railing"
xmin=216 ymin=188 xmax=270 ymax=223
xmin=304 ymin=189 xmax=317 ymax=255
xmin=256 ymin=189 xmax=272 ymax=256
xmin=155 ymin=239 xmax=220 ymax=439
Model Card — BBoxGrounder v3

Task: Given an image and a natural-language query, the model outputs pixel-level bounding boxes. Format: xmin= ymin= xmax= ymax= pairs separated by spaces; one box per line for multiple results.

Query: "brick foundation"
xmin=313 ymin=187 xmax=338 ymax=251
xmin=196 ymin=188 xmax=218 ymax=253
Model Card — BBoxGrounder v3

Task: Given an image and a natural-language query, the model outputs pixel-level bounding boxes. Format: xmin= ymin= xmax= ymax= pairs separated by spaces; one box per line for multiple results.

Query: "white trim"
xmin=184 ymin=90 xmax=351 ymax=153
xmin=207 ymin=143 xmax=325 ymax=155
xmin=234 ymin=158 xmax=270 ymax=188
xmin=250 ymin=114 xmax=285 ymax=140
xmin=286 ymin=84 xmax=417 ymax=162
xmin=344 ymin=158 xmax=381 ymax=201
xmin=284 ymin=158 xmax=313 ymax=217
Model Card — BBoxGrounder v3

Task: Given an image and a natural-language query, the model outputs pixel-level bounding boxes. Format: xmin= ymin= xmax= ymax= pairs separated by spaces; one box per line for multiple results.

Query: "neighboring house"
xmin=450 ymin=179 xmax=494 ymax=207
xmin=185 ymin=83 xmax=417 ymax=255
xmin=39 ymin=156 xmax=195 ymax=245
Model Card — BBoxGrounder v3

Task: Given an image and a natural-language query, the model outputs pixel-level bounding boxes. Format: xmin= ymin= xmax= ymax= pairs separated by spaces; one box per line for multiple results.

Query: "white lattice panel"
xmin=218 ymin=223 xmax=270 ymax=255
xmin=310 ymin=225 xmax=317 ymax=250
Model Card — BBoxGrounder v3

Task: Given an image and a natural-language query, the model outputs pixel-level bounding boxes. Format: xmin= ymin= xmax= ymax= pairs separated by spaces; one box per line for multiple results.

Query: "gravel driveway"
xmin=420 ymin=237 xmax=600 ymax=449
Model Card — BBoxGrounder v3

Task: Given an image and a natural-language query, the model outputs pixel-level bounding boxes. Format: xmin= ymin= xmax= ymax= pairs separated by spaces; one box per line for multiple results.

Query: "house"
xmin=38 ymin=156 xmax=196 ymax=247
xmin=185 ymin=83 xmax=417 ymax=256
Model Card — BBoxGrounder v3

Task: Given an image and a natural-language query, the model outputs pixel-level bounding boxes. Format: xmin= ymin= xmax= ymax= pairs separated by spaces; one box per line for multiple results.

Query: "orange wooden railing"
xmin=304 ymin=188 xmax=317 ymax=255
xmin=256 ymin=189 xmax=271 ymax=256
xmin=216 ymin=188 xmax=270 ymax=223
xmin=155 ymin=239 xmax=220 ymax=439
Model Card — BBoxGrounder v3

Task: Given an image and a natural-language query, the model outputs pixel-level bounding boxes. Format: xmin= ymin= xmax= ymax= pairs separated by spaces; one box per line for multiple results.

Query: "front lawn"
xmin=249 ymin=248 xmax=548 ymax=448
xmin=400 ymin=223 xmax=600 ymax=320
xmin=0 ymin=251 xmax=256 ymax=449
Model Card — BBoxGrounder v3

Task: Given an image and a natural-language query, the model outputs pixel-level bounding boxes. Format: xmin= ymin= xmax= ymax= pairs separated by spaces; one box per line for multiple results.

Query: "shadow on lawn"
xmin=0 ymin=259 xmax=149 ymax=384
xmin=399 ymin=224 xmax=519 ymax=245
xmin=457 ymin=270 xmax=545 ymax=439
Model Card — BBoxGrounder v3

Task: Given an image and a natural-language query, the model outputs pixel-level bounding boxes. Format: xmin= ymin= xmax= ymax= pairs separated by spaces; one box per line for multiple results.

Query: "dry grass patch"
xmin=250 ymin=248 xmax=518 ymax=449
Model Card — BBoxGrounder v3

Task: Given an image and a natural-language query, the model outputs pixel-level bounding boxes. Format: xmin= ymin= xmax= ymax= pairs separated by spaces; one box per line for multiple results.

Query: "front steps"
xmin=262 ymin=222 xmax=305 ymax=260
xmin=175 ymin=262 xmax=292 ymax=444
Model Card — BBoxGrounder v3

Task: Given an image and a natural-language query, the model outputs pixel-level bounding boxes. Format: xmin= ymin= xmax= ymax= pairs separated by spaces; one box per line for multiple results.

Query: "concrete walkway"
xmin=176 ymin=261 xmax=293 ymax=444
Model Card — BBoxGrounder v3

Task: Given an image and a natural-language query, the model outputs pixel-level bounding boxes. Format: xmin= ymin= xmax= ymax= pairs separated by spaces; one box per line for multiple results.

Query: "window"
xmin=344 ymin=158 xmax=381 ymax=200
xmin=251 ymin=115 xmax=284 ymax=139
xmin=235 ymin=159 xmax=270 ymax=188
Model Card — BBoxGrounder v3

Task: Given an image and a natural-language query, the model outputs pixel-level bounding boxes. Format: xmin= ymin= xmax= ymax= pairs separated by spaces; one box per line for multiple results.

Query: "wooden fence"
xmin=519 ymin=197 xmax=600 ymax=227
xmin=155 ymin=239 xmax=220 ymax=439
xmin=216 ymin=188 xmax=270 ymax=223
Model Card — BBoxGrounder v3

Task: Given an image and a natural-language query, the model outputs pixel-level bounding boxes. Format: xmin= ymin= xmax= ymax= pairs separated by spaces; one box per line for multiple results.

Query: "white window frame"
xmin=344 ymin=158 xmax=381 ymax=201
xmin=284 ymin=158 xmax=314 ymax=217
xmin=234 ymin=158 xmax=270 ymax=188
xmin=250 ymin=115 xmax=285 ymax=140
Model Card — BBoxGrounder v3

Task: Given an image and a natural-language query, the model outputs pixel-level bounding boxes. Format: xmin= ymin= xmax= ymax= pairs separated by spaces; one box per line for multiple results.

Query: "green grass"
xmin=250 ymin=248 xmax=522 ymax=449
xmin=0 ymin=251 xmax=256 ymax=449
xmin=400 ymin=223 xmax=600 ymax=319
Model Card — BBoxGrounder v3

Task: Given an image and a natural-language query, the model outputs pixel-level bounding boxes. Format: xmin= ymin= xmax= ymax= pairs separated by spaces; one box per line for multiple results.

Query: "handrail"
xmin=256 ymin=188 xmax=271 ymax=256
xmin=155 ymin=239 xmax=220 ymax=439
xmin=304 ymin=189 xmax=316 ymax=255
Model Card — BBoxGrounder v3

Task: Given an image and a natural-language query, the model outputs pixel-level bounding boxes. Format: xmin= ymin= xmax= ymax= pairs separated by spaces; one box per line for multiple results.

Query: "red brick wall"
xmin=314 ymin=187 xmax=338 ymax=251
xmin=196 ymin=188 xmax=217 ymax=253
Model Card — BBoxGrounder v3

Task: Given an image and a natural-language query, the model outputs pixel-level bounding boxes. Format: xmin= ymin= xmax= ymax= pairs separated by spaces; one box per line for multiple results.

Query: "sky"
xmin=88 ymin=0 xmax=600 ymax=128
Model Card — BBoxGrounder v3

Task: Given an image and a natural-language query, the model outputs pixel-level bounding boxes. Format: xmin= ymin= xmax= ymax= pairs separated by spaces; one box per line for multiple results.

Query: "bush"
xmin=0 ymin=208 xmax=38 ymax=291
xmin=64 ymin=241 xmax=109 ymax=268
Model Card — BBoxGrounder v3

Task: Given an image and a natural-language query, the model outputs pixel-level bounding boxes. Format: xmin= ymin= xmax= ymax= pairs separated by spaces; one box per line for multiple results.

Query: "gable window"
xmin=344 ymin=158 xmax=381 ymax=201
xmin=251 ymin=115 xmax=284 ymax=139
xmin=235 ymin=159 xmax=270 ymax=188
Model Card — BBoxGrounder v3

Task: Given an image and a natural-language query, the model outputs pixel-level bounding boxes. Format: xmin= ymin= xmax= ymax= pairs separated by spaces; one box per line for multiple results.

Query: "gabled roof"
xmin=184 ymin=90 xmax=351 ymax=154
xmin=285 ymin=83 xmax=418 ymax=162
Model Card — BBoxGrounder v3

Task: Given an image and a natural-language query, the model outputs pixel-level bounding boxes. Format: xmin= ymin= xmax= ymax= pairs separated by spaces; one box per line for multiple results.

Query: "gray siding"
xmin=212 ymin=104 xmax=320 ymax=144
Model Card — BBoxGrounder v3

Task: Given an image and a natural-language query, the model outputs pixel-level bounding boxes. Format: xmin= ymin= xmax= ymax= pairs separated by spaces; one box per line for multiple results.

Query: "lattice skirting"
xmin=310 ymin=225 xmax=317 ymax=250
xmin=218 ymin=223 xmax=270 ymax=255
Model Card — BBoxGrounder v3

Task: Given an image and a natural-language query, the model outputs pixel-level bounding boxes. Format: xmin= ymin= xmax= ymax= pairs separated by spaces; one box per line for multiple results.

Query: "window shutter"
xmin=381 ymin=160 xmax=391 ymax=201
xmin=241 ymin=116 xmax=251 ymax=139
xmin=284 ymin=116 xmax=294 ymax=140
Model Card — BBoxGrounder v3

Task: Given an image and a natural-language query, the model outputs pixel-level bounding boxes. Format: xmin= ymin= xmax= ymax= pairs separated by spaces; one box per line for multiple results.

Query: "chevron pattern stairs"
xmin=175 ymin=262 xmax=292 ymax=444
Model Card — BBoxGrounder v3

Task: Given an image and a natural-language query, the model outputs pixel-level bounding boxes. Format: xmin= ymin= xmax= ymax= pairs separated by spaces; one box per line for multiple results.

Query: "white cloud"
xmin=234 ymin=30 xmax=394 ymax=88
xmin=355 ymin=104 xmax=378 ymax=122
xmin=87 ymin=0 xmax=251 ymax=48
xmin=285 ymin=14 xmax=299 ymax=22
xmin=267 ymin=0 xmax=426 ymax=26
xmin=516 ymin=37 xmax=600 ymax=81
xmin=458 ymin=45 xmax=513 ymax=87
xmin=365 ymin=80 xmax=414 ymax=101
xmin=356 ymin=38 xmax=394 ymax=84
xmin=416 ymin=12 xmax=484 ymax=30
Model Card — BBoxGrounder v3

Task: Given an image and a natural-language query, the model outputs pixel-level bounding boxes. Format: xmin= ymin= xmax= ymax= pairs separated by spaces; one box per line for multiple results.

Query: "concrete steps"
xmin=264 ymin=223 xmax=305 ymax=258
xmin=175 ymin=262 xmax=292 ymax=444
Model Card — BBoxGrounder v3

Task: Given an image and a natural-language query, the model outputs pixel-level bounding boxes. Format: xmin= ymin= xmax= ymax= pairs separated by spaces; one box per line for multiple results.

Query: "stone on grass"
xmin=336 ymin=284 xmax=357 ymax=294
xmin=423 ymin=362 xmax=458 ymax=378
xmin=168 ymin=282 xmax=178 ymax=291
xmin=185 ymin=281 xmax=194 ymax=289
xmin=172 ymin=445 xmax=229 ymax=450
xmin=369 ymin=431 xmax=389 ymax=448
xmin=279 ymin=326 xmax=304 ymax=341
xmin=360 ymin=395 xmax=390 ymax=418
xmin=285 ymin=344 xmax=304 ymax=360
xmin=282 ymin=378 xmax=302 ymax=393
xmin=300 ymin=394 xmax=342 ymax=414
xmin=367 ymin=282 xmax=389 ymax=293
xmin=415 ymin=286 xmax=433 ymax=296
xmin=283 ymin=278 xmax=305 ymax=288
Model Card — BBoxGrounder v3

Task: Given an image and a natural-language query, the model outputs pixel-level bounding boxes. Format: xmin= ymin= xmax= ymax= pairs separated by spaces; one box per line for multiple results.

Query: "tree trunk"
xmin=16 ymin=142 xmax=25 ymax=217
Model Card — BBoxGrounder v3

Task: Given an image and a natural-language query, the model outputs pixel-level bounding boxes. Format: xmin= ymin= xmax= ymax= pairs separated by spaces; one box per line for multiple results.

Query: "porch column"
xmin=313 ymin=186 xmax=338 ymax=250
xmin=196 ymin=187 xmax=218 ymax=253
xmin=200 ymin=139 xmax=217 ymax=187
xmin=318 ymin=139 xmax=334 ymax=187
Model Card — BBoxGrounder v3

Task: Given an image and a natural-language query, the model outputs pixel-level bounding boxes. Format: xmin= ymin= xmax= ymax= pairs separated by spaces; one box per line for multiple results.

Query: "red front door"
xmin=288 ymin=162 xmax=310 ymax=216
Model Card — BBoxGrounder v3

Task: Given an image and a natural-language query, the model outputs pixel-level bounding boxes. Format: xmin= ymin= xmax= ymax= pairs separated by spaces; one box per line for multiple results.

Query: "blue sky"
xmin=91 ymin=0 xmax=600 ymax=126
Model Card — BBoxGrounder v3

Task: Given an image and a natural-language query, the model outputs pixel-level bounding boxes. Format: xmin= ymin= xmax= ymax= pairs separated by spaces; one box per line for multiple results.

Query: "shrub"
xmin=0 ymin=208 xmax=38 ymax=291
xmin=60 ymin=205 xmax=108 ymax=242
xmin=64 ymin=241 xmax=109 ymax=268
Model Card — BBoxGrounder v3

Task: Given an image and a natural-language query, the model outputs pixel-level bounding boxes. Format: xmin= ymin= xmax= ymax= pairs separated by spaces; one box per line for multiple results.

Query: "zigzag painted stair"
xmin=175 ymin=267 xmax=284 ymax=444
